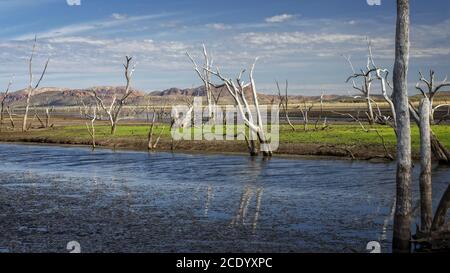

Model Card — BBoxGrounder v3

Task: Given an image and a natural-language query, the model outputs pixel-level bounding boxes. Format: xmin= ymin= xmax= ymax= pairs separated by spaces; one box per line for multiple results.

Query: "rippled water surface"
xmin=0 ymin=143 xmax=448 ymax=253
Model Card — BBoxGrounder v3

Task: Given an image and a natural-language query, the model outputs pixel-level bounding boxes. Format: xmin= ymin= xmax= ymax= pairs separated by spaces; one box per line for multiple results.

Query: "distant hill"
xmin=2 ymin=85 xmax=446 ymax=108
xmin=2 ymin=86 xmax=145 ymax=107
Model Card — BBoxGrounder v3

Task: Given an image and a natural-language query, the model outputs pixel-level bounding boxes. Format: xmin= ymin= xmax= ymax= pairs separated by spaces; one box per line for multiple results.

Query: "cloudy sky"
xmin=0 ymin=0 xmax=449 ymax=95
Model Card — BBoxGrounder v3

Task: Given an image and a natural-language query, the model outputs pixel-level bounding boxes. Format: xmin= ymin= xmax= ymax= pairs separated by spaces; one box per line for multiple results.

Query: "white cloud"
xmin=238 ymin=32 xmax=375 ymax=46
xmin=3 ymin=12 xmax=450 ymax=94
xmin=13 ymin=12 xmax=176 ymax=40
xmin=47 ymin=36 xmax=107 ymax=45
xmin=111 ymin=13 xmax=128 ymax=20
xmin=265 ymin=14 xmax=295 ymax=23
xmin=411 ymin=47 xmax=450 ymax=58
xmin=206 ymin=23 xmax=231 ymax=30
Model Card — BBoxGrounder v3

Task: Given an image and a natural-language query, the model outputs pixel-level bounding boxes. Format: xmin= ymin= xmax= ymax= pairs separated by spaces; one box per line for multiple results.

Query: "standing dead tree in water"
xmin=409 ymin=103 xmax=450 ymax=164
xmin=22 ymin=36 xmax=50 ymax=132
xmin=186 ymin=45 xmax=215 ymax=123
xmin=413 ymin=99 xmax=450 ymax=250
xmin=392 ymin=0 xmax=412 ymax=254
xmin=92 ymin=56 xmax=136 ymax=135
xmin=0 ymin=76 xmax=14 ymax=131
xmin=276 ymin=80 xmax=295 ymax=131
xmin=409 ymin=73 xmax=450 ymax=164
xmin=205 ymin=58 xmax=272 ymax=157
xmin=430 ymin=183 xmax=450 ymax=233
xmin=418 ymin=99 xmax=433 ymax=232
xmin=415 ymin=70 xmax=450 ymax=124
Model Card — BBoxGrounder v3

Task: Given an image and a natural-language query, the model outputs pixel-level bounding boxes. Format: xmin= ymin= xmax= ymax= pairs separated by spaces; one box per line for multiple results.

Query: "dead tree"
xmin=205 ymin=58 xmax=272 ymax=157
xmin=410 ymin=103 xmax=450 ymax=164
xmin=374 ymin=68 xmax=397 ymax=130
xmin=6 ymin=106 xmax=15 ymax=129
xmin=363 ymin=43 xmax=398 ymax=130
xmin=0 ymin=76 xmax=14 ymax=131
xmin=415 ymin=70 xmax=450 ymax=123
xmin=186 ymin=45 xmax=215 ymax=123
xmin=436 ymin=102 xmax=450 ymax=124
xmin=22 ymin=36 xmax=50 ymax=132
xmin=431 ymin=183 xmax=450 ymax=232
xmin=343 ymin=40 xmax=377 ymax=125
xmin=86 ymin=107 xmax=97 ymax=149
xmin=392 ymin=0 xmax=412 ymax=254
xmin=276 ymin=80 xmax=295 ymax=131
xmin=80 ymin=100 xmax=98 ymax=149
xmin=92 ymin=56 xmax=136 ymax=135
xmin=419 ymin=99 xmax=433 ymax=232
xmin=414 ymin=181 xmax=450 ymax=250
xmin=315 ymin=93 xmax=328 ymax=130
xmin=148 ymin=104 xmax=166 ymax=150
xmin=45 ymin=106 xmax=54 ymax=128
xmin=33 ymin=107 xmax=45 ymax=129
xmin=299 ymin=101 xmax=314 ymax=131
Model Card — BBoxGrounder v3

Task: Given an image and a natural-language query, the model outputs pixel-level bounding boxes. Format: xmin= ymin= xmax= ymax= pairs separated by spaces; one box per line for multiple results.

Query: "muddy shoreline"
xmin=0 ymin=134 xmax=408 ymax=162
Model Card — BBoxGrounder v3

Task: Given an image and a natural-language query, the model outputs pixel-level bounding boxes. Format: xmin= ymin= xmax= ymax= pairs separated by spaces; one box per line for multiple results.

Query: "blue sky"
xmin=0 ymin=0 xmax=450 ymax=95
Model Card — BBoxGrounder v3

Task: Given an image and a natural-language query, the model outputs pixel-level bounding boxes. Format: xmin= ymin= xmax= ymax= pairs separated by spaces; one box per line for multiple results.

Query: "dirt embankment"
xmin=0 ymin=130 xmax=403 ymax=162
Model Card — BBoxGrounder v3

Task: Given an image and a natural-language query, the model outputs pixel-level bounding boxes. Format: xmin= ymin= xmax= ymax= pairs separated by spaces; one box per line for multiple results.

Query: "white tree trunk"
xmin=419 ymin=98 xmax=432 ymax=232
xmin=392 ymin=0 xmax=412 ymax=254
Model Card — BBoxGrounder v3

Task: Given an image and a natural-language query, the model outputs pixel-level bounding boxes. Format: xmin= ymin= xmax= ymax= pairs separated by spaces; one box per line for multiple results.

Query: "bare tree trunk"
xmin=431 ymin=183 xmax=450 ymax=232
xmin=299 ymin=101 xmax=313 ymax=132
xmin=93 ymin=56 xmax=135 ymax=136
xmin=22 ymin=90 xmax=32 ymax=132
xmin=85 ymin=108 xmax=96 ymax=150
xmin=366 ymin=94 xmax=375 ymax=125
xmin=410 ymin=103 xmax=450 ymax=164
xmin=148 ymin=110 xmax=157 ymax=150
xmin=45 ymin=107 xmax=53 ymax=128
xmin=392 ymin=0 xmax=412 ymax=253
xmin=22 ymin=37 xmax=50 ymax=132
xmin=186 ymin=45 xmax=215 ymax=122
xmin=34 ymin=109 xmax=45 ymax=128
xmin=111 ymin=122 xmax=117 ymax=135
xmin=430 ymin=134 xmax=450 ymax=164
xmin=249 ymin=61 xmax=272 ymax=157
xmin=419 ymin=98 xmax=433 ymax=232
xmin=429 ymin=97 xmax=435 ymax=124
xmin=6 ymin=106 xmax=15 ymax=129
xmin=1 ymin=78 xmax=13 ymax=132
xmin=206 ymin=58 xmax=272 ymax=157
xmin=276 ymin=80 xmax=295 ymax=131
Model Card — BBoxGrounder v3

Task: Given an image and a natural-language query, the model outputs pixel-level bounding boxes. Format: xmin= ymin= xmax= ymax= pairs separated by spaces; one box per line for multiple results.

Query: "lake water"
xmin=0 ymin=143 xmax=448 ymax=253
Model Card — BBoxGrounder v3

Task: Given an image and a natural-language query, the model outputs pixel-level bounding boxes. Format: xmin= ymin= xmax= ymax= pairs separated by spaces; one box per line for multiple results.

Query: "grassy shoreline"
xmin=1 ymin=123 xmax=449 ymax=161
